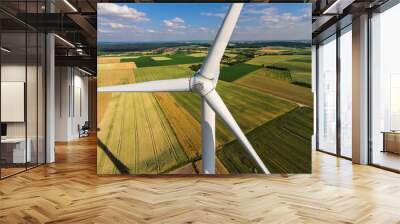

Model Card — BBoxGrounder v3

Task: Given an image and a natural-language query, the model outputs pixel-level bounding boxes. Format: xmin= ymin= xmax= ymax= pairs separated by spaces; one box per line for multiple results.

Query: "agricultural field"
xmin=171 ymin=81 xmax=297 ymax=145
xmin=97 ymin=59 xmax=188 ymax=174
xmin=188 ymin=52 xmax=207 ymax=57
xmin=97 ymin=56 xmax=121 ymax=64
xmin=97 ymin=62 xmax=136 ymax=125
xmin=120 ymin=53 xmax=205 ymax=67
xmin=219 ymin=63 xmax=261 ymax=82
xmin=236 ymin=68 xmax=313 ymax=107
xmin=97 ymin=91 xmax=188 ymax=174
xmin=151 ymin=56 xmax=171 ymax=61
xmin=134 ymin=64 xmax=296 ymax=144
xmin=217 ymin=107 xmax=313 ymax=174
xmin=97 ymin=41 xmax=313 ymax=174
xmin=247 ymin=54 xmax=312 ymax=86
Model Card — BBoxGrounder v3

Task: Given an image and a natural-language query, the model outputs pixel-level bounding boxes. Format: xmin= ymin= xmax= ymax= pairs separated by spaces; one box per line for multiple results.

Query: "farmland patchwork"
xmin=97 ymin=45 xmax=313 ymax=174
xmin=97 ymin=3 xmax=312 ymax=174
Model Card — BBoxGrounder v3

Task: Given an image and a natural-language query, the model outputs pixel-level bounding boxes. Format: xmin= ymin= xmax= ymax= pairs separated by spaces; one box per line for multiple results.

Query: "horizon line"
xmin=98 ymin=40 xmax=311 ymax=44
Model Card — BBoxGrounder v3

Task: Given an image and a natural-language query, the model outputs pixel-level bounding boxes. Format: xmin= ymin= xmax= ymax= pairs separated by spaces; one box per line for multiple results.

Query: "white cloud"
xmin=108 ymin=22 xmax=130 ymax=29
xmin=98 ymin=29 xmax=112 ymax=33
xmin=261 ymin=12 xmax=307 ymax=29
xmin=242 ymin=6 xmax=309 ymax=29
xmin=245 ymin=7 xmax=277 ymax=15
xmin=200 ymin=12 xmax=225 ymax=18
xmin=163 ymin=17 xmax=186 ymax=29
xmin=198 ymin=27 xmax=209 ymax=32
xmin=98 ymin=4 xmax=311 ymax=42
xmin=98 ymin=3 xmax=149 ymax=22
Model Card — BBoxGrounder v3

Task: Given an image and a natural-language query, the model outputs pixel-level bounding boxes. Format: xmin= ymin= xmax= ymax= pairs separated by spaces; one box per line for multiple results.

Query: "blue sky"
xmin=98 ymin=3 xmax=311 ymax=42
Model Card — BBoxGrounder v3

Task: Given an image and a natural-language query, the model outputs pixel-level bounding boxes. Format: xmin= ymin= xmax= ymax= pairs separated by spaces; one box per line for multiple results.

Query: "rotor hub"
xmin=190 ymin=75 xmax=216 ymax=96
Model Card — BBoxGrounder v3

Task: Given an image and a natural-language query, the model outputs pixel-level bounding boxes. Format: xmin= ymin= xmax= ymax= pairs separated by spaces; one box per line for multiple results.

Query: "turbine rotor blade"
xmin=97 ymin=78 xmax=191 ymax=92
xmin=204 ymin=90 xmax=271 ymax=174
xmin=201 ymin=98 xmax=216 ymax=174
xmin=199 ymin=3 xmax=243 ymax=80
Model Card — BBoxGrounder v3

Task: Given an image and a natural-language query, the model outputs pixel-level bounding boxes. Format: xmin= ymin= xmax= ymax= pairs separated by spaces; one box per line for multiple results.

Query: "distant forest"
xmin=98 ymin=41 xmax=311 ymax=54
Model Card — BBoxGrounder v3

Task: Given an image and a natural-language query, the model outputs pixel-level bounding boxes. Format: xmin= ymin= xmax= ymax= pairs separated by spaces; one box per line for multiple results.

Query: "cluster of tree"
xmin=229 ymin=41 xmax=311 ymax=49
xmin=224 ymin=51 xmax=255 ymax=65
xmin=98 ymin=42 xmax=210 ymax=53
xmin=221 ymin=55 xmax=235 ymax=64
xmin=263 ymin=65 xmax=289 ymax=71
xmin=189 ymin=64 xmax=202 ymax=72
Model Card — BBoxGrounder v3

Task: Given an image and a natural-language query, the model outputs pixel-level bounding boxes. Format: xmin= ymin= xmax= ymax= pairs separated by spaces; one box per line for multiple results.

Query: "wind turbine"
xmin=98 ymin=3 xmax=271 ymax=174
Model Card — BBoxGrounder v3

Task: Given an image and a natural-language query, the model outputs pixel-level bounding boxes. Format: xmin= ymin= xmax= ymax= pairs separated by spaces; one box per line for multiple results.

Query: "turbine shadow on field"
xmin=97 ymin=138 xmax=130 ymax=174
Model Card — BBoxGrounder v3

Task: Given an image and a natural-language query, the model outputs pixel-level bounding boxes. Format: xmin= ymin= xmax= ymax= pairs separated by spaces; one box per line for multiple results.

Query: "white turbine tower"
xmin=98 ymin=3 xmax=271 ymax=174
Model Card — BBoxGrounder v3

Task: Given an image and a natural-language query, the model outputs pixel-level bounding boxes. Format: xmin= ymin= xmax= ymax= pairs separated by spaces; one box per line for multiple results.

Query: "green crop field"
xmin=217 ymin=107 xmax=313 ymax=174
xmin=121 ymin=53 xmax=205 ymax=67
xmin=253 ymin=67 xmax=292 ymax=81
xmin=247 ymin=55 xmax=311 ymax=86
xmin=247 ymin=55 xmax=307 ymax=66
xmin=134 ymin=65 xmax=192 ymax=81
xmin=219 ymin=63 xmax=262 ymax=82
xmin=236 ymin=68 xmax=313 ymax=107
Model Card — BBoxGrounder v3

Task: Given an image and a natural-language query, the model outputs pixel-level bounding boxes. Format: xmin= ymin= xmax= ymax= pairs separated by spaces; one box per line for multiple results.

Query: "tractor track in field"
xmin=133 ymin=95 xmax=139 ymax=173
xmin=141 ymin=95 xmax=161 ymax=173
xmin=152 ymin=94 xmax=181 ymax=163
xmin=116 ymin=95 xmax=127 ymax=173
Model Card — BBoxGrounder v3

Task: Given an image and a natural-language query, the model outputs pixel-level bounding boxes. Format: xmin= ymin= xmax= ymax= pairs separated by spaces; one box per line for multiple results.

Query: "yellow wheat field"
xmin=98 ymin=62 xmax=136 ymax=71
xmin=97 ymin=62 xmax=136 ymax=125
xmin=154 ymin=92 xmax=202 ymax=160
xmin=97 ymin=56 xmax=122 ymax=64
xmin=97 ymin=61 xmax=188 ymax=174
xmin=97 ymin=92 xmax=188 ymax=174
